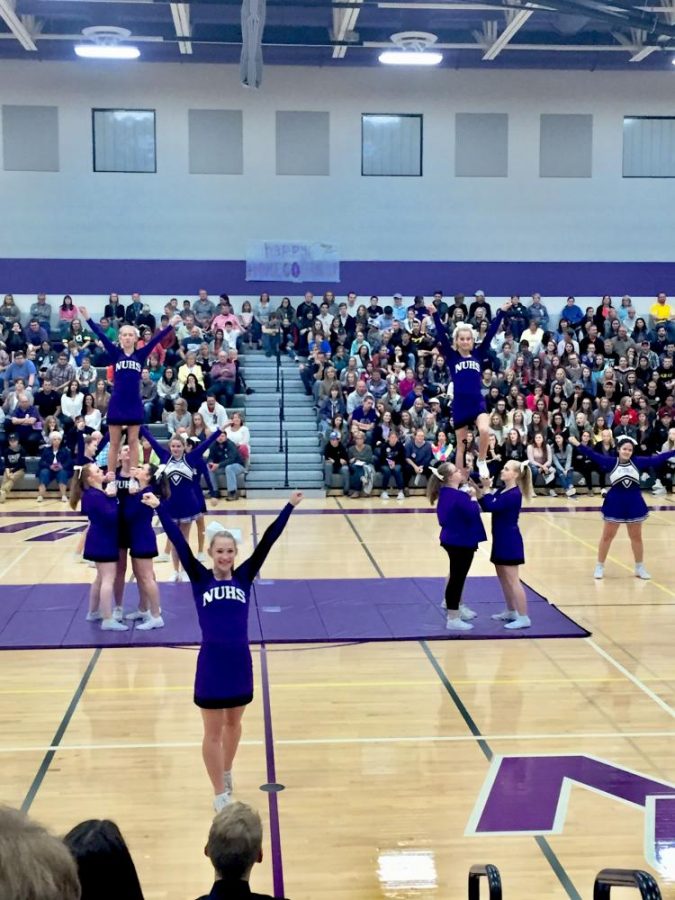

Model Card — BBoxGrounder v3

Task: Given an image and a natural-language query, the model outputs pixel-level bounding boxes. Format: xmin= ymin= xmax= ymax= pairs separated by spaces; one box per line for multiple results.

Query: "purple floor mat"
xmin=0 ymin=577 xmax=589 ymax=650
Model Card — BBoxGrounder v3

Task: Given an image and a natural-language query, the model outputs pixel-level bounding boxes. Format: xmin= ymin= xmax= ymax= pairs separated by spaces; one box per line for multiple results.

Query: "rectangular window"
xmin=361 ymin=114 xmax=422 ymax=177
xmin=623 ymin=116 xmax=675 ymax=177
xmin=2 ymin=105 xmax=59 ymax=172
xmin=455 ymin=113 xmax=508 ymax=177
xmin=188 ymin=109 xmax=243 ymax=175
xmin=540 ymin=114 xmax=593 ymax=178
xmin=93 ymin=109 xmax=156 ymax=173
xmin=276 ymin=111 xmax=330 ymax=176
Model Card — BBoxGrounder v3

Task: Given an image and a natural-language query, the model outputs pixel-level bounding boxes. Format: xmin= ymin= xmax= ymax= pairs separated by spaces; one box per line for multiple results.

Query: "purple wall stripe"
xmin=2 ymin=258 xmax=675 ymax=296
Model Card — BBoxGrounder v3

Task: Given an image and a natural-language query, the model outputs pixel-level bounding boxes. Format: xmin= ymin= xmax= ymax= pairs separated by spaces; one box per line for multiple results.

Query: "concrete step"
xmin=247 ymin=424 xmax=320 ymax=437
xmin=247 ymin=435 xmax=319 ymax=449
xmin=251 ymin=452 xmax=322 ymax=465
xmin=246 ymin=384 xmax=306 ymax=395
xmin=245 ymin=408 xmax=316 ymax=421
xmin=246 ymin=470 xmax=325 ymax=486
xmin=245 ymin=395 xmax=313 ymax=408
xmin=247 ymin=487 xmax=326 ymax=498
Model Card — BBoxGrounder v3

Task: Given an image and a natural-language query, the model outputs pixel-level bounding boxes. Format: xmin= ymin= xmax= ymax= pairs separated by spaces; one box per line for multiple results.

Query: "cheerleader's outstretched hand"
xmin=290 ymin=491 xmax=304 ymax=507
xmin=169 ymin=314 xmax=183 ymax=328
xmin=500 ymin=299 xmax=513 ymax=312
xmin=568 ymin=436 xmax=580 ymax=447
xmin=141 ymin=493 xmax=160 ymax=509
xmin=78 ymin=306 xmax=89 ymax=319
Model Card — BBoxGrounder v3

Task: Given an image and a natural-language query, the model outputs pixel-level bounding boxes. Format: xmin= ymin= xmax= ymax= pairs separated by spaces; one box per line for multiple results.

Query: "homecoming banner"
xmin=245 ymin=240 xmax=340 ymax=283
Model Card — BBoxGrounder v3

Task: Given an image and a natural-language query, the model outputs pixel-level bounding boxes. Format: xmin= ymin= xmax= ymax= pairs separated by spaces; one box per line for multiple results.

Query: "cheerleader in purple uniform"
xmin=78 ymin=305 xmax=181 ymax=487
xmin=432 ymin=300 xmax=511 ymax=477
xmin=141 ymin=489 xmax=303 ymax=811
xmin=569 ymin=434 xmax=675 ymax=580
xmin=69 ymin=463 xmax=128 ymax=632
xmin=426 ymin=463 xmax=486 ymax=631
xmin=477 ymin=461 xmax=534 ymax=630
xmin=140 ymin=425 xmax=225 ymax=582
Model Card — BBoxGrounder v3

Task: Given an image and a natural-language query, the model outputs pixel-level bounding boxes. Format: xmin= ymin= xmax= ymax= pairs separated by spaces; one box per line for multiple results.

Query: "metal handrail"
xmin=275 ymin=346 xmax=281 ymax=392
xmin=593 ymin=868 xmax=662 ymax=899
xmin=467 ymin=864 xmax=502 ymax=900
xmin=278 ymin=371 xmax=285 ymax=453
xmin=284 ymin=430 xmax=289 ymax=488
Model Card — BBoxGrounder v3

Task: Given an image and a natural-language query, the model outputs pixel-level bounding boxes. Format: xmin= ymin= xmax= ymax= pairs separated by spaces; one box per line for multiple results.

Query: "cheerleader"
xmin=78 ymin=306 xmax=181 ymax=489
xmin=432 ymin=301 xmax=511 ymax=477
xmin=426 ymin=463 xmax=486 ymax=631
xmin=140 ymin=490 xmax=303 ymax=811
xmin=140 ymin=425 xmax=224 ymax=581
xmin=121 ymin=462 xmax=165 ymax=630
xmin=477 ymin=461 xmax=534 ymax=630
xmin=69 ymin=463 xmax=128 ymax=631
xmin=569 ymin=435 xmax=675 ymax=579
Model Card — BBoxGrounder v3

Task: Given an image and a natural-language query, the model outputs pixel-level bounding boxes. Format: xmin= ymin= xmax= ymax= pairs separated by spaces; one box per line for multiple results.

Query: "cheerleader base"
xmin=0 ymin=577 xmax=589 ymax=649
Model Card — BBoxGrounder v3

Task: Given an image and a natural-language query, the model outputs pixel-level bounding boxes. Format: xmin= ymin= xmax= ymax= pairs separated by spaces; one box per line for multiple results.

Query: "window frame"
xmin=92 ymin=107 xmax=157 ymax=174
xmin=361 ymin=112 xmax=423 ymax=177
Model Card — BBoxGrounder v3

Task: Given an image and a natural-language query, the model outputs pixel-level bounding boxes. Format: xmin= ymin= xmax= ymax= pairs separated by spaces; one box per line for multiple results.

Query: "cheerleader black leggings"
xmin=441 ymin=544 xmax=476 ymax=611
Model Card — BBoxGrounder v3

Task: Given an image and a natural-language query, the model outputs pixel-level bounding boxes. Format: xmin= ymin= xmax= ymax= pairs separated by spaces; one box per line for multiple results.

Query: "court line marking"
xmin=334 ymin=498 xmax=385 ymax=577
xmin=4 ymin=730 xmax=675 ymax=755
xmin=2 ymin=674 xmax=671 ymax=695
xmin=0 ymin=547 xmax=29 ymax=580
xmin=544 ymin=516 xmax=675 ymax=599
xmin=20 ymin=648 xmax=101 ymax=813
xmin=419 ymin=640 xmax=582 ymax=900
xmin=586 ymin=638 xmax=675 ymax=721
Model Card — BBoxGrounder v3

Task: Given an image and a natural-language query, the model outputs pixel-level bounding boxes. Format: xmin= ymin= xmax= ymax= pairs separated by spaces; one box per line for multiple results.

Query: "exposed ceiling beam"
xmin=170 ymin=1 xmax=192 ymax=53
xmin=482 ymin=5 xmax=534 ymax=59
xmin=0 ymin=0 xmax=37 ymax=51
xmin=332 ymin=0 xmax=362 ymax=58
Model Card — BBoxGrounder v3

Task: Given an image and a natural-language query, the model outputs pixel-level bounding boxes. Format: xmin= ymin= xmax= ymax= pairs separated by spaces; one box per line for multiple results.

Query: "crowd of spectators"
xmin=0 ymin=800 xmax=282 ymax=899
xmin=0 ymin=292 xmax=251 ymax=500
xmin=269 ymin=288 xmax=675 ymax=498
xmin=1 ymin=288 xmax=674 ymax=501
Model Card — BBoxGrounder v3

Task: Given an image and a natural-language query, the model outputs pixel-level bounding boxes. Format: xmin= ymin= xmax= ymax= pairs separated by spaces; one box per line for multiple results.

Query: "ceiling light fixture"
xmin=74 ymin=26 xmax=140 ymax=60
xmin=379 ymin=31 xmax=442 ymax=66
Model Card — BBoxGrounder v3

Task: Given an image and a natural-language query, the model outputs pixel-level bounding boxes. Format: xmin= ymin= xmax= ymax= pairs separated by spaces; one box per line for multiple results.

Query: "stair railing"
xmin=593 ymin=869 xmax=662 ymax=899
xmin=467 ymin=864 xmax=502 ymax=900
xmin=284 ymin=429 xmax=290 ymax=488
xmin=278 ymin=371 xmax=285 ymax=453
xmin=275 ymin=346 xmax=281 ymax=392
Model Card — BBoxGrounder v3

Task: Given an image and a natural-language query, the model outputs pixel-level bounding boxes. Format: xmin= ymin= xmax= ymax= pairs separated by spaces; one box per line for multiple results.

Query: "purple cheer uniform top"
xmin=87 ymin=319 xmax=174 ymax=425
xmin=478 ymin=486 xmax=524 ymax=566
xmin=575 ymin=444 xmax=675 ymax=523
xmin=436 ymin=486 xmax=487 ymax=550
xmin=157 ymin=503 xmax=295 ymax=706
xmin=433 ymin=310 xmax=503 ymax=429
xmin=82 ymin=487 xmax=120 ymax=563
xmin=141 ymin=426 xmax=221 ymax=522
xmin=123 ymin=485 xmax=159 ymax=558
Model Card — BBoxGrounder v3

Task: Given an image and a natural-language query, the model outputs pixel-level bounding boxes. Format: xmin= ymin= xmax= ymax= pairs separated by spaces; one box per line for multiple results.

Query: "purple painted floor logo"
xmin=466 ymin=754 xmax=675 ymax=873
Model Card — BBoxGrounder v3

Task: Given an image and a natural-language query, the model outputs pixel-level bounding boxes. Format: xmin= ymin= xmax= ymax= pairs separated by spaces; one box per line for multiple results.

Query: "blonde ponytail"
xmin=426 ymin=462 xmax=453 ymax=506
xmin=517 ymin=461 xmax=534 ymax=500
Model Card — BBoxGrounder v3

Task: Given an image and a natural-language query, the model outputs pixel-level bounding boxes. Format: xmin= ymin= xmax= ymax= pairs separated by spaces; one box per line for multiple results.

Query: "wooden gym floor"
xmin=0 ymin=494 xmax=674 ymax=899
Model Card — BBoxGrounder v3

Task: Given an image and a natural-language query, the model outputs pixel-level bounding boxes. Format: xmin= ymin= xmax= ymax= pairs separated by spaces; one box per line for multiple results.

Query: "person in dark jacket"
xmin=196 ymin=802 xmax=288 ymax=900
xmin=0 ymin=433 xmax=26 ymax=502
xmin=323 ymin=431 xmax=350 ymax=494
xmin=208 ymin=432 xmax=246 ymax=500
xmin=377 ymin=430 xmax=406 ymax=500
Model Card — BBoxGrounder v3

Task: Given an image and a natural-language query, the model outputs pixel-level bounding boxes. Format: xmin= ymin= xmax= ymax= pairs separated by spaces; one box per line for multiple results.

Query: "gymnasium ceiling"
xmin=2 ymin=0 xmax=675 ymax=70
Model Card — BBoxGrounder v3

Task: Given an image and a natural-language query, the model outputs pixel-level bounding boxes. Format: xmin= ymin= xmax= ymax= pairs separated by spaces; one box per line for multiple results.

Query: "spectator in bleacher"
xmin=261 ymin=311 xmax=281 ymax=358
xmin=0 ymin=293 xmax=21 ymax=330
xmin=211 ymin=299 xmax=239 ymax=334
xmin=34 ymin=378 xmax=61 ymax=420
xmin=29 ymin=293 xmax=52 ymax=332
xmin=75 ymin=356 xmax=96 ymax=394
xmin=182 ymin=373 xmax=207 ymax=414
xmin=167 ymin=397 xmax=191 ymax=435
xmin=238 ymin=300 xmax=257 ymax=347
xmin=319 ymin=385 xmax=346 ymax=437
xmin=47 ymin=350 xmax=76 ymax=394
xmin=520 ymin=319 xmax=544 ymax=355
xmin=0 ymin=434 xmax=26 ymax=502
xmin=527 ymin=431 xmax=555 ymax=489
xmin=64 ymin=818 xmax=145 ymax=900
xmin=350 ymin=394 xmax=377 ymax=443
xmin=208 ymin=431 xmax=246 ymax=500
xmin=178 ymin=350 xmax=205 ymax=389
xmin=25 ymin=318 xmax=50 ymax=348
xmin=125 ymin=292 xmax=144 ymax=325
xmin=157 ymin=365 xmax=180 ymax=414
xmin=190 ymin=290 xmax=214 ymax=330
xmin=57 ymin=295 xmax=77 ymax=337
xmin=104 ymin=292 xmax=125 ymax=327
xmin=199 ymin=395 xmax=230 ymax=432
xmin=181 ymin=325 xmax=205 ymax=359
xmin=61 ymin=380 xmax=84 ymax=429
xmin=37 ymin=430 xmax=72 ymax=503
xmin=377 ymin=430 xmax=406 ymax=500
xmin=225 ymin=412 xmax=250 ymax=462
xmin=6 ymin=321 xmax=27 ymax=357
xmin=3 ymin=348 xmax=36 ymax=391
xmin=468 ymin=290 xmax=492 ymax=322
xmin=649 ymin=291 xmax=673 ymax=331
xmin=551 ymin=433 xmax=576 ymax=497
xmin=404 ymin=428 xmax=432 ymax=488
xmin=0 ymin=806 xmax=81 ymax=900
xmin=209 ymin=350 xmax=237 ymax=407
xmin=324 ymin=430 xmax=350 ymax=494
xmin=9 ymin=393 xmax=42 ymax=454
xmin=347 ymin=430 xmax=373 ymax=497
xmin=82 ymin=394 xmax=102 ymax=431
xmin=92 ymin=378 xmax=110 ymax=420
xmin=135 ymin=304 xmax=156 ymax=332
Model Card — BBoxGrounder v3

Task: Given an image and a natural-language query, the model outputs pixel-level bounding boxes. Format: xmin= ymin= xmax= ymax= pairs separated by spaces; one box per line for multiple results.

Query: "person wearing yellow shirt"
xmin=649 ymin=292 xmax=674 ymax=331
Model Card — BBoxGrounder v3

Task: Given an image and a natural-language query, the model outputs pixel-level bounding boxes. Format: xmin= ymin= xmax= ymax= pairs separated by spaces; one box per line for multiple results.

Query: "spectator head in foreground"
xmin=0 ymin=805 xmax=81 ymax=900
xmin=63 ymin=818 xmax=144 ymax=900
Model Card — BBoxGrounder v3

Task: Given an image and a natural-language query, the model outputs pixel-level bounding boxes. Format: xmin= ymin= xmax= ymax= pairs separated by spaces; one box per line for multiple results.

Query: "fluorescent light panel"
xmin=74 ymin=43 xmax=140 ymax=58
xmin=379 ymin=49 xmax=442 ymax=64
